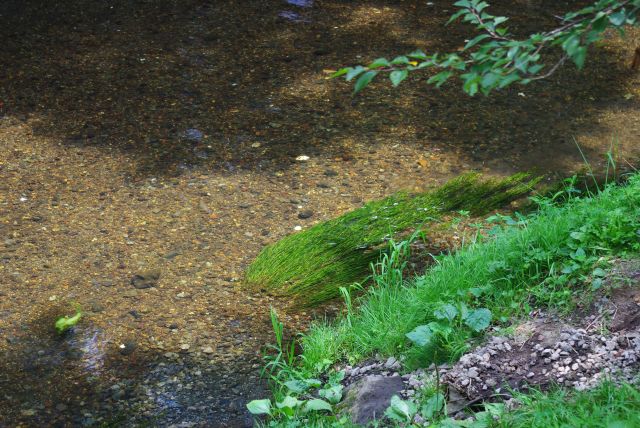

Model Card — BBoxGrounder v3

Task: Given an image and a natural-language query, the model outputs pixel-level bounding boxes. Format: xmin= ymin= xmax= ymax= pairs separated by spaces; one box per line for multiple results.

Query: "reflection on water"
xmin=183 ymin=128 xmax=204 ymax=142
xmin=278 ymin=10 xmax=311 ymax=22
xmin=0 ymin=321 xmax=115 ymax=425
xmin=286 ymin=0 xmax=314 ymax=7
xmin=21 ymin=325 xmax=108 ymax=377
xmin=74 ymin=329 xmax=106 ymax=374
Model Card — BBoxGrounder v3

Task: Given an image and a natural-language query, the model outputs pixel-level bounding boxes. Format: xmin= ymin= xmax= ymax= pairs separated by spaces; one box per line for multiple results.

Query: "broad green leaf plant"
xmin=333 ymin=0 xmax=640 ymax=95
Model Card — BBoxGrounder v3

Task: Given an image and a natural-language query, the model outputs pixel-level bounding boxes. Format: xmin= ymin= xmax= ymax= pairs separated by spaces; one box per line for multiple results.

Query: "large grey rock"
xmin=446 ymin=386 xmax=471 ymax=415
xmin=339 ymin=375 xmax=404 ymax=425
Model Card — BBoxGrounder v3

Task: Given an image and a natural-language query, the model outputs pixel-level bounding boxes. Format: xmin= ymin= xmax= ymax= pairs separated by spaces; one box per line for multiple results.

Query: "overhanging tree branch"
xmin=332 ymin=0 xmax=640 ymax=96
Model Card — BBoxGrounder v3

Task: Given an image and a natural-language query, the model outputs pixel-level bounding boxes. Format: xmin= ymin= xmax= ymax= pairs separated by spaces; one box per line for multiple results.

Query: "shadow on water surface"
xmin=0 ymin=303 xmax=265 ymax=427
xmin=0 ymin=0 xmax=638 ymax=177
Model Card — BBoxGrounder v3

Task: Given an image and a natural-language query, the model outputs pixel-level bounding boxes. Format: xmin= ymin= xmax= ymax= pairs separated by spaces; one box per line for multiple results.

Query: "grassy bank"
xmin=250 ymin=173 xmax=640 ymax=427
xmin=245 ymin=173 xmax=538 ymax=306
xmin=300 ymin=174 xmax=640 ymax=372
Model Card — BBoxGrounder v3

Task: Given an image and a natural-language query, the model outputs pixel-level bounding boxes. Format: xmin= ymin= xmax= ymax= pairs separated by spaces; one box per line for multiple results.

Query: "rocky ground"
xmin=1 ymin=0 xmax=640 ymax=426
xmin=336 ymin=259 xmax=640 ymax=425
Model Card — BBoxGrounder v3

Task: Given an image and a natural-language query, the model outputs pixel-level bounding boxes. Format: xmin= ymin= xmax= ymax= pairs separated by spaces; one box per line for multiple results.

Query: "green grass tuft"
xmin=487 ymin=382 xmax=640 ymax=428
xmin=245 ymin=173 xmax=539 ymax=306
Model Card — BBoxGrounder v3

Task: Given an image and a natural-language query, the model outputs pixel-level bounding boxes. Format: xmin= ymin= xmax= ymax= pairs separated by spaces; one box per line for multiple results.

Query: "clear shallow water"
xmin=1 ymin=0 xmax=639 ymax=426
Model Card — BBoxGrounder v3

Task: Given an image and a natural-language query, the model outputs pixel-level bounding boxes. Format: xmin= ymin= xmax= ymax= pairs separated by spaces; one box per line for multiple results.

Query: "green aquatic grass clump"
xmin=245 ymin=173 xmax=538 ymax=306
xmin=299 ymin=173 xmax=640 ymax=371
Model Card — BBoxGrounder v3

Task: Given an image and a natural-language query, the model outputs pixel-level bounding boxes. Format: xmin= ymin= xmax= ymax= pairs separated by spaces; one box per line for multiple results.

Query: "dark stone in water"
xmin=119 ymin=340 xmax=137 ymax=356
xmin=164 ymin=250 xmax=181 ymax=260
xmin=298 ymin=210 xmax=313 ymax=219
xmin=177 ymin=162 xmax=196 ymax=172
xmin=90 ymin=302 xmax=105 ymax=313
xmin=92 ymin=279 xmax=115 ymax=287
xmin=193 ymin=147 xmax=210 ymax=159
xmin=131 ymin=270 xmax=160 ymax=289
xmin=184 ymin=128 xmax=204 ymax=142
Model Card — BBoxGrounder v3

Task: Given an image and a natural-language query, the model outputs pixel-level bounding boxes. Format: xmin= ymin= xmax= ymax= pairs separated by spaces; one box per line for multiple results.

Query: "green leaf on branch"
xmin=464 ymin=34 xmax=491 ymax=50
xmin=427 ymin=70 xmax=453 ymax=87
xmin=480 ymin=72 xmax=501 ymax=90
xmin=493 ymin=16 xmax=509 ymax=26
xmin=498 ymin=73 xmax=521 ymax=88
xmin=408 ymin=50 xmax=428 ymax=60
xmin=391 ymin=55 xmax=410 ymax=65
xmin=527 ymin=63 xmax=544 ymax=74
xmin=330 ymin=67 xmax=351 ymax=79
xmin=345 ymin=66 xmax=365 ymax=81
xmin=462 ymin=75 xmax=480 ymax=96
xmin=572 ymin=46 xmax=587 ymax=69
xmin=390 ymin=70 xmax=408 ymax=87
xmin=354 ymin=70 xmax=378 ymax=93
xmin=368 ymin=57 xmax=391 ymax=69
xmin=453 ymin=0 xmax=472 ymax=8
xmin=562 ymin=35 xmax=581 ymax=56
xmin=447 ymin=8 xmax=469 ymax=25
xmin=609 ymin=11 xmax=627 ymax=26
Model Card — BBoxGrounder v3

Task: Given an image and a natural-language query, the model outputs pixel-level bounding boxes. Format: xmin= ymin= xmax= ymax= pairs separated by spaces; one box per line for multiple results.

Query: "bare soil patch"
xmin=443 ymin=259 xmax=640 ymax=410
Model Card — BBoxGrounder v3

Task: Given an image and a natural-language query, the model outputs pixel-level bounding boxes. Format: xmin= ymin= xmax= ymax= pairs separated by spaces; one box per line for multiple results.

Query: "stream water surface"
xmin=1 ymin=0 xmax=639 ymax=426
